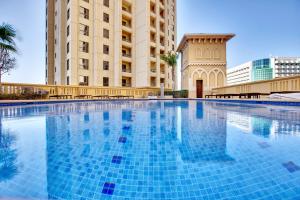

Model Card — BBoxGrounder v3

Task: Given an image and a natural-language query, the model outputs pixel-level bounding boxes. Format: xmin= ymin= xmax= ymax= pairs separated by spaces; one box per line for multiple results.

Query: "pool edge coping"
xmin=0 ymin=98 xmax=300 ymax=107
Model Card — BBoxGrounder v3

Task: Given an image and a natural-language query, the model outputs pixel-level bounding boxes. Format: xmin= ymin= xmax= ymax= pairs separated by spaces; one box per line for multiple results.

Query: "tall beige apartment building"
xmin=45 ymin=0 xmax=177 ymax=89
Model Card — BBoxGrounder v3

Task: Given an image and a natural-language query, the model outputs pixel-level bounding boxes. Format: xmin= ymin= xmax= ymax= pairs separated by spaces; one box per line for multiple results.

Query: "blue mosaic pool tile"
xmin=282 ymin=161 xmax=300 ymax=173
xmin=2 ymin=101 xmax=300 ymax=200
xmin=257 ymin=142 xmax=271 ymax=149
xmin=112 ymin=156 xmax=122 ymax=164
xmin=102 ymin=182 xmax=115 ymax=195
xmin=118 ymin=136 xmax=127 ymax=143
xmin=122 ymin=125 xmax=131 ymax=130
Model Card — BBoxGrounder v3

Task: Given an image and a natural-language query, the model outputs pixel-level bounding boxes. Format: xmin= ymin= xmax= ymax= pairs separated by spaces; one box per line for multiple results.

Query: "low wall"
xmin=212 ymin=75 xmax=300 ymax=95
xmin=0 ymin=82 xmax=168 ymax=99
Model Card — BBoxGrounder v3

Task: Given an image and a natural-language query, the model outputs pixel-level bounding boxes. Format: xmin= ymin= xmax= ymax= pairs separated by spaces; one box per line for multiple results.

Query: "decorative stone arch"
xmin=217 ymin=71 xmax=225 ymax=87
xmin=191 ymin=68 xmax=208 ymax=87
xmin=208 ymin=68 xmax=226 ymax=88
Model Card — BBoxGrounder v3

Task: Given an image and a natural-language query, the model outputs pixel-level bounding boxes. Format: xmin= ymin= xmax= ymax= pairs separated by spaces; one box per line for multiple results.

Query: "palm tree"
xmin=160 ymin=51 xmax=178 ymax=91
xmin=0 ymin=23 xmax=18 ymax=84
xmin=0 ymin=23 xmax=17 ymax=52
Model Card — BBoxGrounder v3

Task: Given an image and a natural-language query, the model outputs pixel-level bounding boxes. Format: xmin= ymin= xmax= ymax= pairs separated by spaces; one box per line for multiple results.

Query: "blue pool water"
xmin=0 ymin=100 xmax=300 ymax=200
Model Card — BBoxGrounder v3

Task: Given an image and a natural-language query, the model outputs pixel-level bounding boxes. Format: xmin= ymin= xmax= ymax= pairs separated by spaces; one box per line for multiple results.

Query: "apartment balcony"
xmin=122 ymin=76 xmax=132 ymax=87
xmin=160 ymin=43 xmax=165 ymax=50
xmin=122 ymin=52 xmax=132 ymax=62
xmin=150 ymin=77 xmax=157 ymax=87
xmin=150 ymin=12 xmax=157 ymax=19
xmin=150 ymin=25 xmax=156 ymax=33
xmin=159 ymin=3 xmax=165 ymax=9
xmin=122 ymin=7 xmax=132 ymax=19
xmin=122 ymin=37 xmax=132 ymax=47
xmin=159 ymin=31 xmax=165 ymax=37
xmin=159 ymin=17 xmax=165 ymax=23
xmin=122 ymin=66 xmax=132 ymax=74
xmin=122 ymin=20 xmax=132 ymax=33
xmin=150 ymin=67 xmax=157 ymax=74
xmin=150 ymin=40 xmax=157 ymax=47
xmin=150 ymin=54 xmax=156 ymax=62
xmin=122 ymin=52 xmax=132 ymax=58
xmin=159 ymin=22 xmax=165 ymax=33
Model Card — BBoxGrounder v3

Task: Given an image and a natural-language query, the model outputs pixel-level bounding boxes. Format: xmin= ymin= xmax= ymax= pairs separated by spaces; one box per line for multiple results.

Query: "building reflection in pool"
xmin=177 ymin=101 xmax=234 ymax=163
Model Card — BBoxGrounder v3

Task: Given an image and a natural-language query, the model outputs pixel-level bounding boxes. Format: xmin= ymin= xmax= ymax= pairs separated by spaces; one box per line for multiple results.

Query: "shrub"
xmin=0 ymin=88 xmax=49 ymax=100
xmin=163 ymin=90 xmax=188 ymax=98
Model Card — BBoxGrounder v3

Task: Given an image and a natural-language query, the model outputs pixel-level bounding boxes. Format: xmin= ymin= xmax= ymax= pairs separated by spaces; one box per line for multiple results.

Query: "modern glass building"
xmin=252 ymin=58 xmax=273 ymax=81
xmin=227 ymin=57 xmax=300 ymax=85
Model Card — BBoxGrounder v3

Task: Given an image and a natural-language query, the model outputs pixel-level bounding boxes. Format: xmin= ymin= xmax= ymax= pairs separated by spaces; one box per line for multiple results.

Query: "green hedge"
xmin=163 ymin=90 xmax=188 ymax=98
xmin=0 ymin=93 xmax=48 ymax=100
xmin=0 ymin=88 xmax=49 ymax=100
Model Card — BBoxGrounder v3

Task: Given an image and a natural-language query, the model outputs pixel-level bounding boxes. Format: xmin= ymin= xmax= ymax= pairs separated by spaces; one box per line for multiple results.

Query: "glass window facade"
xmin=252 ymin=58 xmax=273 ymax=81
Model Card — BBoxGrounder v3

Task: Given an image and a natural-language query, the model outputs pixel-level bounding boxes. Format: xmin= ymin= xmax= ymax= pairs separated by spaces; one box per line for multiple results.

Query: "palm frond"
xmin=0 ymin=23 xmax=17 ymax=53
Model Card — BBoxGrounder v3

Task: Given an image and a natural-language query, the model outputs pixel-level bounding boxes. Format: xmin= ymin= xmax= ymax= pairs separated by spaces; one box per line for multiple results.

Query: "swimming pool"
xmin=0 ymin=100 xmax=300 ymax=200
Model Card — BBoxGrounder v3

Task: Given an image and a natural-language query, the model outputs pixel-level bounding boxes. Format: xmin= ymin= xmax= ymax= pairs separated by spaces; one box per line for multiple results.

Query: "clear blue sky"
xmin=0 ymin=0 xmax=299 ymax=84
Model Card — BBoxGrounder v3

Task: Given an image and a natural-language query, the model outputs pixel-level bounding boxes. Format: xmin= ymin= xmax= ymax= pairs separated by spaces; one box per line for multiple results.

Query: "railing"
xmin=122 ymin=53 xmax=132 ymax=58
xmin=122 ymin=38 xmax=131 ymax=43
xmin=122 ymin=68 xmax=132 ymax=73
xmin=122 ymin=7 xmax=132 ymax=14
xmin=0 ymin=82 xmax=170 ymax=99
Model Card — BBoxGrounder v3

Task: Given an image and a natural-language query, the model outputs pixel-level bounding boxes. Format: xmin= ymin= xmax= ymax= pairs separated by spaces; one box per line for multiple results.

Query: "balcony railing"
xmin=122 ymin=23 xmax=131 ymax=28
xmin=122 ymin=38 xmax=131 ymax=43
xmin=122 ymin=7 xmax=132 ymax=14
xmin=122 ymin=53 xmax=132 ymax=58
xmin=150 ymin=69 xmax=156 ymax=73
xmin=122 ymin=68 xmax=132 ymax=73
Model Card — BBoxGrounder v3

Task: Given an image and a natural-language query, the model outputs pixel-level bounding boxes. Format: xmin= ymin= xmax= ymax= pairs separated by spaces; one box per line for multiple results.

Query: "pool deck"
xmin=0 ymin=98 xmax=300 ymax=107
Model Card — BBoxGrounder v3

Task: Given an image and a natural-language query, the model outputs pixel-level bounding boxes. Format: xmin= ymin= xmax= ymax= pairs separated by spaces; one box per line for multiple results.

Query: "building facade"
xmin=46 ymin=0 xmax=177 ymax=89
xmin=177 ymin=34 xmax=234 ymax=98
xmin=227 ymin=62 xmax=252 ymax=86
xmin=227 ymin=57 xmax=300 ymax=85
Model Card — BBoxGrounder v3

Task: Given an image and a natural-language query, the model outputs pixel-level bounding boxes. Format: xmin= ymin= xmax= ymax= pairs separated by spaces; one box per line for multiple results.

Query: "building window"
xmin=103 ymin=77 xmax=109 ymax=86
xmin=80 ymin=7 xmax=89 ymax=19
xmin=103 ymin=0 xmax=109 ymax=7
xmin=103 ymin=28 xmax=109 ymax=39
xmin=80 ymin=58 xmax=89 ymax=70
xmin=67 ymin=42 xmax=70 ymax=53
xmin=67 ymin=76 xmax=70 ymax=85
xmin=103 ymin=61 xmax=109 ymax=70
xmin=103 ymin=13 xmax=109 ymax=23
xmin=67 ymin=25 xmax=70 ymax=36
xmin=80 ymin=41 xmax=89 ymax=53
xmin=80 ymin=24 xmax=89 ymax=36
xmin=79 ymin=76 xmax=89 ymax=86
xmin=67 ymin=59 xmax=70 ymax=70
xmin=103 ymin=45 xmax=109 ymax=54
xmin=67 ymin=9 xmax=70 ymax=20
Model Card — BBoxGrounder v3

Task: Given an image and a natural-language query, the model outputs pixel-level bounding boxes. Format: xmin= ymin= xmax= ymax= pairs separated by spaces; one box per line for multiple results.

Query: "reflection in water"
xmin=0 ymin=119 xmax=18 ymax=182
xmin=225 ymin=103 xmax=300 ymax=138
xmin=252 ymin=117 xmax=272 ymax=138
xmin=179 ymin=101 xmax=233 ymax=162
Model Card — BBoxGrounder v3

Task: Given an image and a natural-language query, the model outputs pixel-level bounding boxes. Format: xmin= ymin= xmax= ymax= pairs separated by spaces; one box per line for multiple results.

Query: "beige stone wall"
xmin=212 ymin=75 xmax=300 ymax=95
